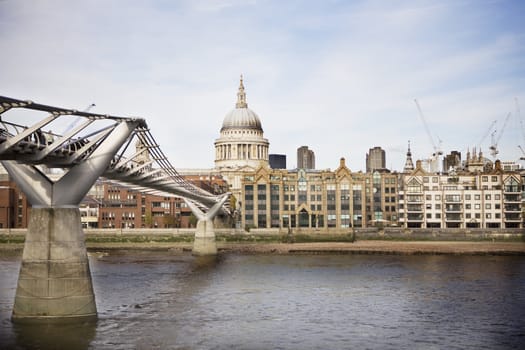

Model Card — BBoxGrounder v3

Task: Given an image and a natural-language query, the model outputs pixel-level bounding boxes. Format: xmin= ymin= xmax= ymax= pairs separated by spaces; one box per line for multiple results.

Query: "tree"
xmin=188 ymin=213 xmax=198 ymax=228
xmin=163 ymin=214 xmax=176 ymax=228
xmin=144 ymin=211 xmax=153 ymax=228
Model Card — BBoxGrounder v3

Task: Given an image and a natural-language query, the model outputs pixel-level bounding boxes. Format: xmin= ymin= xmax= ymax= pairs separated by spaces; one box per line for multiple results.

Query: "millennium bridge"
xmin=0 ymin=95 xmax=229 ymax=322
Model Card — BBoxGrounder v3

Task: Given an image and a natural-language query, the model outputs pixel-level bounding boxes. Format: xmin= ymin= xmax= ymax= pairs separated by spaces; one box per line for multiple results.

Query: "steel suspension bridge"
xmin=0 ymin=95 xmax=228 ymax=322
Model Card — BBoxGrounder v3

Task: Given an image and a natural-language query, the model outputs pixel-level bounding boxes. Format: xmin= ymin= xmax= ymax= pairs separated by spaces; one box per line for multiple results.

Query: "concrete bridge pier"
xmin=185 ymin=194 xmax=229 ymax=256
xmin=193 ymin=219 xmax=218 ymax=256
xmin=12 ymin=207 xmax=96 ymax=322
xmin=2 ymin=120 xmax=140 ymax=322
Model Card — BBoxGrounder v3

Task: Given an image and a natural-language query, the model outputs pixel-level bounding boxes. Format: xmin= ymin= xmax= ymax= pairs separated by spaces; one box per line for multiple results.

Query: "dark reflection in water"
xmin=12 ymin=320 xmax=96 ymax=350
xmin=1 ymin=251 xmax=525 ymax=349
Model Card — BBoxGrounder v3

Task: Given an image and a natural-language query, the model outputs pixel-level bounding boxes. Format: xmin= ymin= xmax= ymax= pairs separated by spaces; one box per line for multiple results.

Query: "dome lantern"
xmin=236 ymin=75 xmax=248 ymax=108
xmin=220 ymin=75 xmax=263 ymax=133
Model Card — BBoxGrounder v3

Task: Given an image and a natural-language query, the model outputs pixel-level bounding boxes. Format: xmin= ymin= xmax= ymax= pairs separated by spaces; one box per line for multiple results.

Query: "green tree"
xmin=163 ymin=214 xmax=176 ymax=228
xmin=144 ymin=211 xmax=153 ymax=228
xmin=188 ymin=213 xmax=198 ymax=228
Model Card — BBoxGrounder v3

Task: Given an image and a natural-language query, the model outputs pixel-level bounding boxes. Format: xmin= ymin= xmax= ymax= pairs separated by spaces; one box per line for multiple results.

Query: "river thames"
xmin=1 ymin=250 xmax=524 ymax=349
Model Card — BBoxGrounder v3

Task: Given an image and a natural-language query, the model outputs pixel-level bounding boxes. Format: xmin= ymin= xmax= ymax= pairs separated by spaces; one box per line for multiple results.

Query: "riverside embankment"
xmin=1 ymin=228 xmax=524 ymax=255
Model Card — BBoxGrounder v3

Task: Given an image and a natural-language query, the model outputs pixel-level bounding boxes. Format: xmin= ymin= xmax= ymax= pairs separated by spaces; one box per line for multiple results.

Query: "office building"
xmin=297 ymin=146 xmax=315 ymax=169
xmin=443 ymin=151 xmax=461 ymax=172
xmin=240 ymin=158 xmax=399 ymax=230
xmin=366 ymin=146 xmax=386 ymax=172
xmin=269 ymin=154 xmax=286 ymax=169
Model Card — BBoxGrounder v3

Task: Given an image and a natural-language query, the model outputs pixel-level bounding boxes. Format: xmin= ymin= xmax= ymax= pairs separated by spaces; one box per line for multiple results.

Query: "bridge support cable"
xmin=104 ymin=126 xmax=231 ymax=215
xmin=0 ymin=110 xmax=141 ymax=321
xmin=0 ymin=95 xmax=232 ymax=321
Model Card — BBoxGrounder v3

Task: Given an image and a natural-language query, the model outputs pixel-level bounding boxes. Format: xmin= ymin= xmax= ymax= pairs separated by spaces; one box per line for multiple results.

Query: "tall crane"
xmin=63 ymin=103 xmax=96 ymax=133
xmin=517 ymin=98 xmax=524 ymax=156
xmin=414 ymin=99 xmax=443 ymax=173
xmin=477 ymin=120 xmax=497 ymax=149
xmin=489 ymin=112 xmax=511 ymax=159
xmin=518 ymin=145 xmax=525 ymax=161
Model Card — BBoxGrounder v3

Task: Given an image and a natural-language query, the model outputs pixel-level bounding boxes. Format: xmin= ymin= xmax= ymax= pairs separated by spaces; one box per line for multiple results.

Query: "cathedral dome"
xmin=214 ymin=75 xmax=269 ymax=173
xmin=221 ymin=108 xmax=262 ymax=132
xmin=220 ymin=76 xmax=263 ymax=132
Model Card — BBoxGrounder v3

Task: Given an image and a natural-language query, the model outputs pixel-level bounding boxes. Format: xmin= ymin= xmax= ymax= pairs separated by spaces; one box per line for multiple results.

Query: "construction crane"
xmin=518 ymin=145 xmax=525 ymax=161
xmin=516 ymin=97 xmax=525 ymax=158
xmin=477 ymin=120 xmax=497 ymax=149
xmin=489 ymin=112 xmax=511 ymax=159
xmin=63 ymin=103 xmax=96 ymax=133
xmin=414 ymin=99 xmax=443 ymax=173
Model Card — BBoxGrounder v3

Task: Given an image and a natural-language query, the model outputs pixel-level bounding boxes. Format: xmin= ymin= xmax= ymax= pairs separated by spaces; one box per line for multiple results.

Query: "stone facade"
xmin=214 ymin=76 xmax=270 ymax=207
xmin=240 ymin=158 xmax=524 ymax=230
xmin=240 ymin=158 xmax=399 ymax=230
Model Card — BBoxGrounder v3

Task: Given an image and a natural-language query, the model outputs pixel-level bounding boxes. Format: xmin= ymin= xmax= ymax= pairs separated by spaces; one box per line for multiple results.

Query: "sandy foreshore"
xmin=216 ymin=241 xmax=525 ymax=255
xmin=1 ymin=241 xmax=524 ymax=255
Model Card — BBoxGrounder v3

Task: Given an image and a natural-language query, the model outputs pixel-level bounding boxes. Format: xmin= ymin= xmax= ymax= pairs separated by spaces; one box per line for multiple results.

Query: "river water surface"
xmin=1 ymin=250 xmax=524 ymax=349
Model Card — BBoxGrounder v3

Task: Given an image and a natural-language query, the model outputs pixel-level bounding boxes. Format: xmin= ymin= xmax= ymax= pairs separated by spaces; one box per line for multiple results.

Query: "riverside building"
xmin=240 ymin=158 xmax=399 ymax=230
xmin=398 ymin=159 xmax=523 ymax=229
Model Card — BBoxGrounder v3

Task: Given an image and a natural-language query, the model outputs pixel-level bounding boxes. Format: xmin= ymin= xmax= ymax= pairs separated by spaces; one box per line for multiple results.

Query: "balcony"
xmin=445 ymin=204 xmax=462 ymax=212
xmin=444 ymin=198 xmax=461 ymax=204
xmin=445 ymin=213 xmax=462 ymax=221
xmin=504 ymin=194 xmax=521 ymax=203
xmin=504 ymin=205 xmax=521 ymax=213
xmin=406 ymin=196 xmax=423 ymax=203
xmin=504 ymin=213 xmax=521 ymax=221
xmin=407 ymin=213 xmax=423 ymax=221
xmin=407 ymin=204 xmax=423 ymax=212
xmin=504 ymin=187 xmax=520 ymax=194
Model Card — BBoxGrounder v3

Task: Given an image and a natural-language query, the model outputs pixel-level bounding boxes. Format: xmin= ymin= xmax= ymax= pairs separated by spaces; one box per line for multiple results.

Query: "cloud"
xmin=1 ymin=0 xmax=524 ymax=172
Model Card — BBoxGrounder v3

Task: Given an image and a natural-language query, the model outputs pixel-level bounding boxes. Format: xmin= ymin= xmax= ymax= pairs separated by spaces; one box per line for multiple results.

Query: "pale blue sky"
xmin=1 ymin=0 xmax=524 ymax=171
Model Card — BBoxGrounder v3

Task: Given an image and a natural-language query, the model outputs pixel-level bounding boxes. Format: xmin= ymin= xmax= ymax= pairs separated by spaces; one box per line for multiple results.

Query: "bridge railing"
xmin=0 ymin=95 xmax=230 ymax=214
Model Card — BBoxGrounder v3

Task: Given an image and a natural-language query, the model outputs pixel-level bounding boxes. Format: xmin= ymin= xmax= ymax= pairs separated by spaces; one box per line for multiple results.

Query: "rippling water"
xmin=1 ymin=250 xmax=525 ymax=349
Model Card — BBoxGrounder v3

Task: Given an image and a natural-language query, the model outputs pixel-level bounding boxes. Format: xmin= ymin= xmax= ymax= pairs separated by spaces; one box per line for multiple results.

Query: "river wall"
xmin=0 ymin=227 xmax=523 ymax=241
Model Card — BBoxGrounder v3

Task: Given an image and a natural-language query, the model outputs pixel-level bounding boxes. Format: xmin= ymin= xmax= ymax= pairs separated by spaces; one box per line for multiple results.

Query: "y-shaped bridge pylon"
xmin=185 ymin=194 xmax=230 ymax=255
xmin=3 ymin=120 xmax=138 ymax=322
xmin=0 ymin=96 xmax=229 ymax=322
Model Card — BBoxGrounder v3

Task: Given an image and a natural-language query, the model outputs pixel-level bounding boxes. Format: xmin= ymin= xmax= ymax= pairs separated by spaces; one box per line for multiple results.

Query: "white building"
xmin=214 ymin=76 xmax=270 ymax=197
xmin=399 ymin=160 xmax=522 ymax=229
